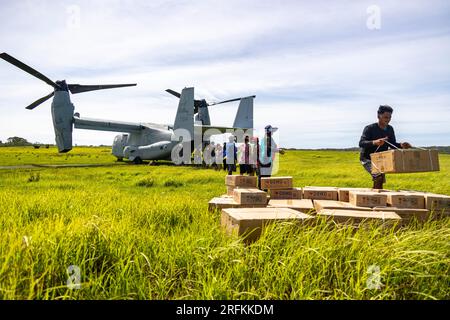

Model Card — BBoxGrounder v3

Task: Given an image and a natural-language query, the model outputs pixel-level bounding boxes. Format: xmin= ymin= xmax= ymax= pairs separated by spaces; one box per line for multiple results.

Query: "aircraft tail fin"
xmin=173 ymin=87 xmax=194 ymax=138
xmin=233 ymin=96 xmax=254 ymax=129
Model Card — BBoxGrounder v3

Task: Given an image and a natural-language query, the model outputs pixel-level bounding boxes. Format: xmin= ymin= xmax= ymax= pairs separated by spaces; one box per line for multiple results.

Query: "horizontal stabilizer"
xmin=195 ymin=124 xmax=253 ymax=135
xmin=73 ymin=115 xmax=144 ymax=133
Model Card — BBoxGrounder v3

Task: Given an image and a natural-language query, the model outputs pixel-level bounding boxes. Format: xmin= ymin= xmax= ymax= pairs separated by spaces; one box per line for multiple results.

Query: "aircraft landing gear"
xmin=133 ymin=157 xmax=143 ymax=164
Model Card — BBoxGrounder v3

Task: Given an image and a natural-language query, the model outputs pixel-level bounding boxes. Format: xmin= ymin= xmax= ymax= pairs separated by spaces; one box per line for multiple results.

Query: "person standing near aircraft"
xmin=238 ymin=135 xmax=255 ymax=175
xmin=359 ymin=105 xmax=411 ymax=189
xmin=222 ymin=142 xmax=227 ymax=171
xmin=256 ymin=125 xmax=284 ymax=189
xmin=226 ymin=135 xmax=237 ymax=175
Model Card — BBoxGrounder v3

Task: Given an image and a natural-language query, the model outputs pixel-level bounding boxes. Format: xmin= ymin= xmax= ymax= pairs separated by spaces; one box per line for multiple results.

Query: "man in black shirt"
xmin=359 ymin=105 xmax=411 ymax=189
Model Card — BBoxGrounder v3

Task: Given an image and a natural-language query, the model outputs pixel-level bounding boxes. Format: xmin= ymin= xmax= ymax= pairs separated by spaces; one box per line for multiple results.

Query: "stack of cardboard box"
xmin=311 ymin=189 xmax=402 ymax=226
xmin=258 ymin=176 xmax=315 ymax=213
xmin=423 ymin=193 xmax=450 ymax=218
xmin=225 ymin=175 xmax=257 ymax=195
xmin=260 ymin=177 xmax=301 ymax=199
xmin=212 ymin=174 xmax=449 ymax=241
xmin=333 ymin=188 xmax=450 ymax=223
xmin=221 ymin=207 xmax=313 ymax=242
xmin=209 ymin=175 xmax=266 ymax=211
xmin=218 ymin=176 xmax=314 ymax=241
xmin=376 ymin=190 xmax=450 ymax=221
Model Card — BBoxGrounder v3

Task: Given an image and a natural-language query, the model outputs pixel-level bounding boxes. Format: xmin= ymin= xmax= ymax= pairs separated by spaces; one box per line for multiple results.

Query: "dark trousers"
xmin=361 ymin=158 xmax=386 ymax=189
xmin=240 ymin=164 xmax=254 ymax=175
xmin=256 ymin=164 xmax=272 ymax=190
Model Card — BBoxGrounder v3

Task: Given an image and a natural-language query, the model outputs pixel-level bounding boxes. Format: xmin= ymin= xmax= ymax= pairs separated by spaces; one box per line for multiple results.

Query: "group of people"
xmin=196 ymin=125 xmax=284 ymax=189
xmin=221 ymin=125 xmax=284 ymax=189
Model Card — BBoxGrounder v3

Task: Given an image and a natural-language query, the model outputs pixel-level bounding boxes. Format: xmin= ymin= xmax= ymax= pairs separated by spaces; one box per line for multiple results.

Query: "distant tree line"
xmin=0 ymin=136 xmax=33 ymax=146
xmin=0 ymin=136 xmax=52 ymax=148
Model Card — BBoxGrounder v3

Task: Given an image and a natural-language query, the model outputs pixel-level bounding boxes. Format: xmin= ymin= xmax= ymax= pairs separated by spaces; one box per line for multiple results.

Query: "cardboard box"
xmin=208 ymin=197 xmax=266 ymax=212
xmin=337 ymin=188 xmax=374 ymax=202
xmin=373 ymin=207 xmax=431 ymax=223
xmin=385 ymin=192 xmax=425 ymax=209
xmin=221 ymin=207 xmax=313 ymax=241
xmin=395 ymin=191 xmax=449 ymax=218
xmin=303 ymin=187 xmax=338 ymax=201
xmin=209 ymin=197 xmax=239 ymax=211
xmin=349 ymin=191 xmax=387 ymax=208
xmin=313 ymin=200 xmax=372 ymax=212
xmin=268 ymin=199 xmax=315 ymax=214
xmin=226 ymin=185 xmax=236 ymax=196
xmin=424 ymin=193 xmax=450 ymax=216
xmin=373 ymin=189 xmax=395 ymax=193
xmin=269 ymin=188 xmax=303 ymax=199
xmin=371 ymin=149 xmax=439 ymax=174
xmin=225 ymin=175 xmax=257 ymax=188
xmin=317 ymin=209 xmax=401 ymax=225
xmin=233 ymin=188 xmax=267 ymax=205
xmin=260 ymin=177 xmax=293 ymax=190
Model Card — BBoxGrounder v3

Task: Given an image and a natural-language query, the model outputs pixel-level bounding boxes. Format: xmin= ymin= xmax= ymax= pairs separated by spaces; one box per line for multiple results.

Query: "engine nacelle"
xmin=112 ymin=134 xmax=129 ymax=158
xmin=51 ymin=91 xmax=74 ymax=153
xmin=124 ymin=141 xmax=173 ymax=161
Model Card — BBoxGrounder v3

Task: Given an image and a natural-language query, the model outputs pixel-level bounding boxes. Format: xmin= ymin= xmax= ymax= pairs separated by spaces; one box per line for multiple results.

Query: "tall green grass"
xmin=0 ymin=149 xmax=448 ymax=299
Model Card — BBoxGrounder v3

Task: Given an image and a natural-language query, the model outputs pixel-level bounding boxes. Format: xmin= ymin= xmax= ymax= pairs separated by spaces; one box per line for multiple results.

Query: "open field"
xmin=0 ymin=146 xmax=449 ymax=299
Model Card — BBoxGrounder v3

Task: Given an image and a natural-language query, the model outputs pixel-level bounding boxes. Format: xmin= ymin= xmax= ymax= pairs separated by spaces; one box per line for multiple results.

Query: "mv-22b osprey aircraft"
xmin=0 ymin=53 xmax=254 ymax=164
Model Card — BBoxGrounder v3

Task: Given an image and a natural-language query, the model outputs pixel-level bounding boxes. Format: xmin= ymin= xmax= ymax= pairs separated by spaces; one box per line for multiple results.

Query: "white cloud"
xmin=0 ymin=0 xmax=449 ymax=148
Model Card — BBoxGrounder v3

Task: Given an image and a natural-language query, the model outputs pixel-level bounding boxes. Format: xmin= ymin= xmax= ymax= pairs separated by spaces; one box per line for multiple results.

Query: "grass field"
xmin=0 ymin=146 xmax=449 ymax=299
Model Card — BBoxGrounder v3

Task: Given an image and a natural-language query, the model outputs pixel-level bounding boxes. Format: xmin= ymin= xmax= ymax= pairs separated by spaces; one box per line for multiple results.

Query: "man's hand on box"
xmin=401 ymin=142 xmax=412 ymax=149
xmin=373 ymin=137 xmax=387 ymax=146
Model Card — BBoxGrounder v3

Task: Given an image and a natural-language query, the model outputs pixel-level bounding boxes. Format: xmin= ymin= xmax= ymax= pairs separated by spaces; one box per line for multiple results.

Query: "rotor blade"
xmin=165 ymin=89 xmax=181 ymax=98
xmin=0 ymin=52 xmax=58 ymax=88
xmin=209 ymin=95 xmax=256 ymax=106
xmin=167 ymin=89 xmax=201 ymax=113
xmin=25 ymin=91 xmax=55 ymax=110
xmin=68 ymin=83 xmax=136 ymax=94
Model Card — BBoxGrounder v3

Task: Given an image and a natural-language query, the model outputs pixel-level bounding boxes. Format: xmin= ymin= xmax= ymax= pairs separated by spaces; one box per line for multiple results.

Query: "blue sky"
xmin=0 ymin=0 xmax=449 ymax=148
